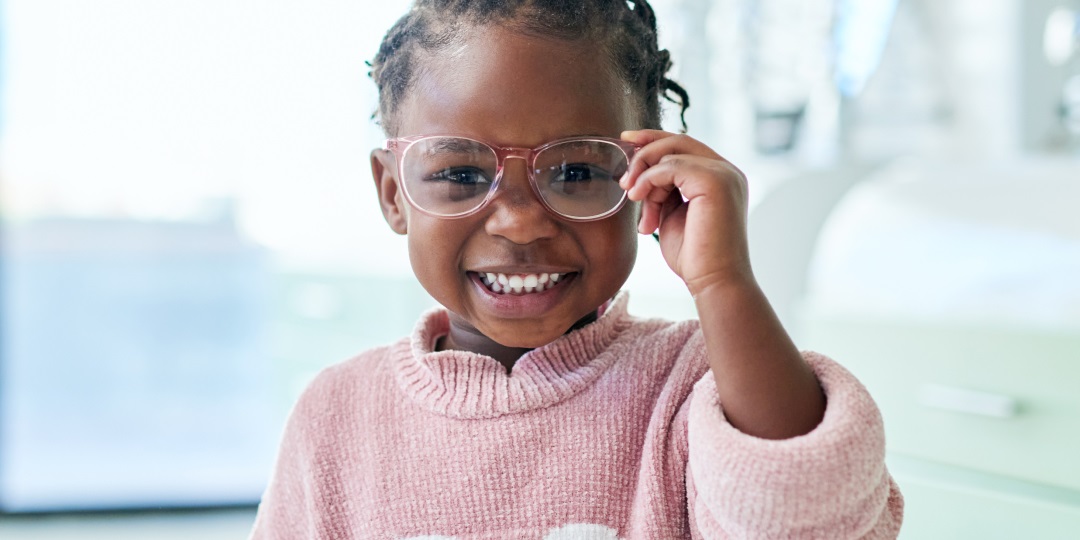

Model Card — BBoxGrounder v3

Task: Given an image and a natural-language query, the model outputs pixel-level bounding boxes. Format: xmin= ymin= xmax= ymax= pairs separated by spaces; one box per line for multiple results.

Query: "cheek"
xmin=628 ymin=200 xmax=642 ymax=227
xmin=595 ymin=205 xmax=639 ymax=277
xmin=404 ymin=218 xmax=462 ymax=299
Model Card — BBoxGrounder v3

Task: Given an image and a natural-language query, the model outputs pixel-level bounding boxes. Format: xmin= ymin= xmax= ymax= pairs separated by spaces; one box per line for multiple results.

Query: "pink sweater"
xmin=250 ymin=293 xmax=903 ymax=539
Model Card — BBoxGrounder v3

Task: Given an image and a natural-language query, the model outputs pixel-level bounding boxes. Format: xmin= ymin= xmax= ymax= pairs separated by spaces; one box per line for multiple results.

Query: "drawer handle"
xmin=917 ymin=383 xmax=1020 ymax=419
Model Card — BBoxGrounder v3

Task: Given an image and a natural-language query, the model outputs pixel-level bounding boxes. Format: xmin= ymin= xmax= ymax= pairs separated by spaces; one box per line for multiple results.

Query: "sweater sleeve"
xmin=686 ymin=351 xmax=903 ymax=539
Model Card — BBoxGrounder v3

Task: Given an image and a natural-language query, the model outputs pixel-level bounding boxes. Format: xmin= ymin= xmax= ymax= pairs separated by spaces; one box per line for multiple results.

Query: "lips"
xmin=477 ymin=271 xmax=565 ymax=294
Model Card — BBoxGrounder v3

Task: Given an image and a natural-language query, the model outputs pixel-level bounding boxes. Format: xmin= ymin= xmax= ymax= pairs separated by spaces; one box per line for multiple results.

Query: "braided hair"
xmin=368 ymin=0 xmax=690 ymax=136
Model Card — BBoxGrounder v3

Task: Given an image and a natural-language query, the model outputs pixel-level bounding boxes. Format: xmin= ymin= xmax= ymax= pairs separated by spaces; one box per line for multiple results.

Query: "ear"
xmin=371 ymin=149 xmax=408 ymax=235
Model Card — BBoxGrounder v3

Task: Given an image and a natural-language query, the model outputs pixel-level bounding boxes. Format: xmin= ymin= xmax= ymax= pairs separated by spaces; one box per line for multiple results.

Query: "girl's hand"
xmin=621 ymin=129 xmax=825 ymax=440
xmin=619 ymin=129 xmax=752 ymax=296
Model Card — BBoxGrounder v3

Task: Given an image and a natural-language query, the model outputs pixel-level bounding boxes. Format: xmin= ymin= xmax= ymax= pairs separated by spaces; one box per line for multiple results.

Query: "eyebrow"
xmin=425 ymin=138 xmax=488 ymax=154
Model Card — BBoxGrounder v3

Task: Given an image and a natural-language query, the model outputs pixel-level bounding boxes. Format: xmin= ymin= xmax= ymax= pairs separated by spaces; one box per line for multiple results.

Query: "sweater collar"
xmin=391 ymin=292 xmax=633 ymax=419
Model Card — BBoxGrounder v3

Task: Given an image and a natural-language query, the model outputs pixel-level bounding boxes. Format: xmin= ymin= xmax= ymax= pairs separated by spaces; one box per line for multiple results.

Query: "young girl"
xmin=251 ymin=1 xmax=903 ymax=538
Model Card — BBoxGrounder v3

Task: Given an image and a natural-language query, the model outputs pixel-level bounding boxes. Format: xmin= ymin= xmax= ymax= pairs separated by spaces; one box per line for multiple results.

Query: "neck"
xmin=438 ymin=333 xmax=530 ymax=373
xmin=438 ymin=310 xmax=601 ymax=373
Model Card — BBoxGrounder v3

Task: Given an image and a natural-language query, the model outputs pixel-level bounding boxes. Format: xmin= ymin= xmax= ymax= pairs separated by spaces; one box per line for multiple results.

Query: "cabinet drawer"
xmin=888 ymin=454 xmax=1080 ymax=540
xmin=802 ymin=316 xmax=1080 ymax=491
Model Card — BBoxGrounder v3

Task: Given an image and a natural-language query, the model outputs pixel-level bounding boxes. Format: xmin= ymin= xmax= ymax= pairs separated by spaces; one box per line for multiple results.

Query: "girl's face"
xmin=373 ymin=25 xmax=640 ymax=356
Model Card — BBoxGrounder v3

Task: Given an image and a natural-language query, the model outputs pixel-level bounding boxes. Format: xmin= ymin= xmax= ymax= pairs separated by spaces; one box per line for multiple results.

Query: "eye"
xmin=427 ymin=167 xmax=491 ymax=185
xmin=553 ymin=163 xmax=611 ymax=183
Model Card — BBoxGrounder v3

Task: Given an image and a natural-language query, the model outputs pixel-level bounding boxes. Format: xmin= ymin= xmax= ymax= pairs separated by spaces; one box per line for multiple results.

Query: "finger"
xmin=660 ymin=185 xmax=684 ymax=219
xmin=629 ymin=160 xmax=687 ymax=234
xmin=620 ymin=129 xmax=678 ymax=146
xmin=630 ymin=154 xmax=744 ymax=204
xmin=640 ymin=187 xmax=688 ymax=236
xmin=619 ymin=130 xmax=680 ymax=190
xmin=639 ymin=200 xmax=662 ymax=234
xmin=621 ymin=133 xmax=727 ymax=190
xmin=626 ymin=169 xmax=678 ymax=204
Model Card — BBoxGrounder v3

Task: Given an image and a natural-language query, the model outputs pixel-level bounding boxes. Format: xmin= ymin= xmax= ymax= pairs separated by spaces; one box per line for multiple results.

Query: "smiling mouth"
xmin=474 ymin=271 xmax=568 ymax=295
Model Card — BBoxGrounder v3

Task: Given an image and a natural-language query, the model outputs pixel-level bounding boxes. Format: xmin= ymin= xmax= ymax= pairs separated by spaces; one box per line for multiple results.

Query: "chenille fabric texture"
xmin=249 ymin=293 xmax=903 ymax=539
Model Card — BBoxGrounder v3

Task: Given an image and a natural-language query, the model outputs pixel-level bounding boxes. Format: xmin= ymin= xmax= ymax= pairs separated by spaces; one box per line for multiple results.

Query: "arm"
xmin=684 ymin=353 xmax=904 ymax=539
xmin=693 ymin=278 xmax=824 ymax=439
xmin=621 ymin=130 xmax=902 ymax=537
xmin=620 ymin=130 xmax=824 ymax=439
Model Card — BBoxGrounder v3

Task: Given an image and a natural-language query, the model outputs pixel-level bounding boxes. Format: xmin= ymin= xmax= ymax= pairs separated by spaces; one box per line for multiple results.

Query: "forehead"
xmin=397 ymin=25 xmax=637 ymax=146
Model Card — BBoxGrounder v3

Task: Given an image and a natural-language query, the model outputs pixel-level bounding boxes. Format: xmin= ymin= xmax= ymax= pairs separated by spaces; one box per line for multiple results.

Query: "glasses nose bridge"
xmin=494 ymin=146 xmax=538 ymax=184
xmin=488 ymin=146 xmax=544 ymax=212
xmin=498 ymin=147 xmax=534 ymax=168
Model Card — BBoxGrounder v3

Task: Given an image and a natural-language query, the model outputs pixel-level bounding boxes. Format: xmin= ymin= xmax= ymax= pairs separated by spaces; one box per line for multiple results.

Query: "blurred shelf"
xmin=0 ymin=507 xmax=257 ymax=540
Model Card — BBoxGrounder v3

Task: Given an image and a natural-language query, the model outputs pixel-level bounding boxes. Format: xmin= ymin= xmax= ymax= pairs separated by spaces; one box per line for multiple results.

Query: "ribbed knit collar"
xmin=391 ymin=292 xmax=633 ymax=419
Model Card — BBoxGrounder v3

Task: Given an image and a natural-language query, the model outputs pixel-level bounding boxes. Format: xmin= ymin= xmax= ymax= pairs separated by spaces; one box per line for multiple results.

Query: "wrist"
xmin=685 ymin=265 xmax=757 ymax=301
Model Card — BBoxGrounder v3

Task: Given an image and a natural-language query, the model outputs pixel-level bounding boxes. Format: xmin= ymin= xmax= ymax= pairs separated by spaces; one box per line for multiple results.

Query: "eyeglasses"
xmin=384 ymin=135 xmax=639 ymax=221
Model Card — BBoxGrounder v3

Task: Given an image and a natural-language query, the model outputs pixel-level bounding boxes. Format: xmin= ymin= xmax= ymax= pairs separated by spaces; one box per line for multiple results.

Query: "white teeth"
xmin=477 ymin=272 xmax=565 ymax=295
xmin=508 ymin=275 xmax=524 ymax=293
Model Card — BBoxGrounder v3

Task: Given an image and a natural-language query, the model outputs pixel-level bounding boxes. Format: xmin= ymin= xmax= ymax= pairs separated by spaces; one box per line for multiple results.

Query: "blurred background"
xmin=0 ymin=0 xmax=1077 ymax=538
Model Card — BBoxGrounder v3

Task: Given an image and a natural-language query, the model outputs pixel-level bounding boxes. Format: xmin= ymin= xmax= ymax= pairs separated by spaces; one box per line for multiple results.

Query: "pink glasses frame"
xmin=383 ymin=134 xmax=640 ymax=222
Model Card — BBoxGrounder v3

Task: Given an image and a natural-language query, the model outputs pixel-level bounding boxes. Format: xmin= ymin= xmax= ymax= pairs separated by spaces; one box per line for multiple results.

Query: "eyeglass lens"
xmin=400 ymin=137 xmax=629 ymax=219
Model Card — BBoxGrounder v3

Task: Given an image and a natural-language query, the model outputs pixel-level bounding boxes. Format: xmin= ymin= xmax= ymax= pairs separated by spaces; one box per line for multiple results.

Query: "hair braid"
xmin=369 ymin=0 xmax=691 ymax=135
xmin=625 ymin=0 xmax=690 ymax=132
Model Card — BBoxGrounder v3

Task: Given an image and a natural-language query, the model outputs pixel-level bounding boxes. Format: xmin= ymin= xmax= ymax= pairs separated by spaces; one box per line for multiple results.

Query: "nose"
xmin=483 ymin=158 xmax=559 ymax=244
